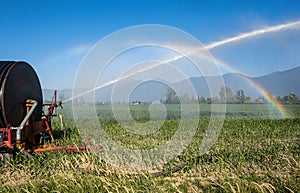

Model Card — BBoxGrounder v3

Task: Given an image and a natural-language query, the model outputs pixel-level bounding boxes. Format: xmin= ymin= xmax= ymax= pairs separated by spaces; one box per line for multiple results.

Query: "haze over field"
xmin=43 ymin=66 xmax=300 ymax=102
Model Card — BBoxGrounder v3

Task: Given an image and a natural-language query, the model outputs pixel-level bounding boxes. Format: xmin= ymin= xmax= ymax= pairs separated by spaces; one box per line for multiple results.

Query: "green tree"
xmin=198 ymin=96 xmax=206 ymax=104
xmin=180 ymin=93 xmax=190 ymax=104
xmin=166 ymin=87 xmax=179 ymax=104
xmin=206 ymin=97 xmax=212 ymax=104
xmin=283 ymin=93 xmax=299 ymax=104
xmin=245 ymin=96 xmax=251 ymax=103
xmin=235 ymin=89 xmax=246 ymax=104
xmin=255 ymin=96 xmax=264 ymax=103
xmin=219 ymin=86 xmax=233 ymax=103
xmin=277 ymin=96 xmax=283 ymax=103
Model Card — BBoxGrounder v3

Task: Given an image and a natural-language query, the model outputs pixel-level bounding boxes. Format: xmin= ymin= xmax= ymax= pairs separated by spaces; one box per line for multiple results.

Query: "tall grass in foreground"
xmin=0 ymin=117 xmax=299 ymax=192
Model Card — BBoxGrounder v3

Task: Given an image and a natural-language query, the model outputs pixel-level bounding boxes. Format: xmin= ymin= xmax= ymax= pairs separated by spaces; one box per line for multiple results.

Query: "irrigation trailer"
xmin=0 ymin=61 xmax=99 ymax=162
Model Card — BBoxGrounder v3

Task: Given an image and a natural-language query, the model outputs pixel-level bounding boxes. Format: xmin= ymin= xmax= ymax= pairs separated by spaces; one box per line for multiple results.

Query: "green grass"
xmin=0 ymin=104 xmax=299 ymax=192
xmin=93 ymin=103 xmax=300 ymax=121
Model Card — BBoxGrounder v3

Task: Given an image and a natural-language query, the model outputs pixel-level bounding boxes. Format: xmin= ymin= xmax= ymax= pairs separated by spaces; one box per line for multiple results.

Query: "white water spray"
xmin=205 ymin=20 xmax=300 ymax=50
xmin=64 ymin=20 xmax=300 ymax=103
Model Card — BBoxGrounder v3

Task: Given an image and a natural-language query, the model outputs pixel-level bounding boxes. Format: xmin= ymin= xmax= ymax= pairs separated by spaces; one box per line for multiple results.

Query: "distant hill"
xmin=254 ymin=66 xmax=300 ymax=97
xmin=180 ymin=66 xmax=300 ymax=99
xmin=43 ymin=66 xmax=300 ymax=102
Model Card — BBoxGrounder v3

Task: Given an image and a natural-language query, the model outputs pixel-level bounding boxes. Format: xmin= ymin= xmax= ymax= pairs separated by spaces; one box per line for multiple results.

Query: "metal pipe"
xmin=21 ymin=99 xmax=38 ymax=128
xmin=13 ymin=99 xmax=38 ymax=141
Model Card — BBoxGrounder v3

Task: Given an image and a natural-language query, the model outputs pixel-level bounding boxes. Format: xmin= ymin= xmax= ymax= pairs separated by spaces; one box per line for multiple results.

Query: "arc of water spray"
xmin=205 ymin=20 xmax=300 ymax=49
xmin=64 ymin=20 xmax=300 ymax=103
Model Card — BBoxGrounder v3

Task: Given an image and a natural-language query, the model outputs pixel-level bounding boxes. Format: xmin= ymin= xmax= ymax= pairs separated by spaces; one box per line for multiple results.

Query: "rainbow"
xmin=201 ymin=20 xmax=300 ymax=118
xmin=173 ymin=44 xmax=291 ymax=118
xmin=66 ymin=20 xmax=300 ymax=119
xmin=210 ymin=57 xmax=289 ymax=118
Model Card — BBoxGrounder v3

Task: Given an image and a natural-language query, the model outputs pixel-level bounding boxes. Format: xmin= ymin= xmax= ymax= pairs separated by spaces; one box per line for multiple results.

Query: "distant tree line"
xmin=277 ymin=93 xmax=299 ymax=104
xmin=59 ymin=87 xmax=299 ymax=105
xmin=164 ymin=87 xmax=300 ymax=104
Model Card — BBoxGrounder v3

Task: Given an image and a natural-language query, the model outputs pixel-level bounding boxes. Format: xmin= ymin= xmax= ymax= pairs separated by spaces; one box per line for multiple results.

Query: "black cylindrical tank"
xmin=0 ymin=61 xmax=42 ymax=127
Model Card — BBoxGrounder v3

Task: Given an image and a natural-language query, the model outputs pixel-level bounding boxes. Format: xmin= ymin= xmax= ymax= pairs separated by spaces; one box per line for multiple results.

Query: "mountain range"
xmin=43 ymin=66 xmax=300 ymax=102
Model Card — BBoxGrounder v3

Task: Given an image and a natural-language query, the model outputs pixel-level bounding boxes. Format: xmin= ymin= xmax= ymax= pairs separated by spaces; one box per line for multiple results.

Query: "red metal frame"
xmin=46 ymin=90 xmax=58 ymax=117
xmin=33 ymin=141 xmax=102 ymax=154
xmin=0 ymin=90 xmax=101 ymax=156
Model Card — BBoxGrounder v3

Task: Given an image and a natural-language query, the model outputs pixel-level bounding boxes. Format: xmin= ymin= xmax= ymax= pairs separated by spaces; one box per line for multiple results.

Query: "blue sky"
xmin=1 ymin=0 xmax=300 ymax=89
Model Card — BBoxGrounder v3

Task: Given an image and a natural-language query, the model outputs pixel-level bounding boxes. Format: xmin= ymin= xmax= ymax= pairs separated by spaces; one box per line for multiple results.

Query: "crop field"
xmin=0 ymin=104 xmax=299 ymax=192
